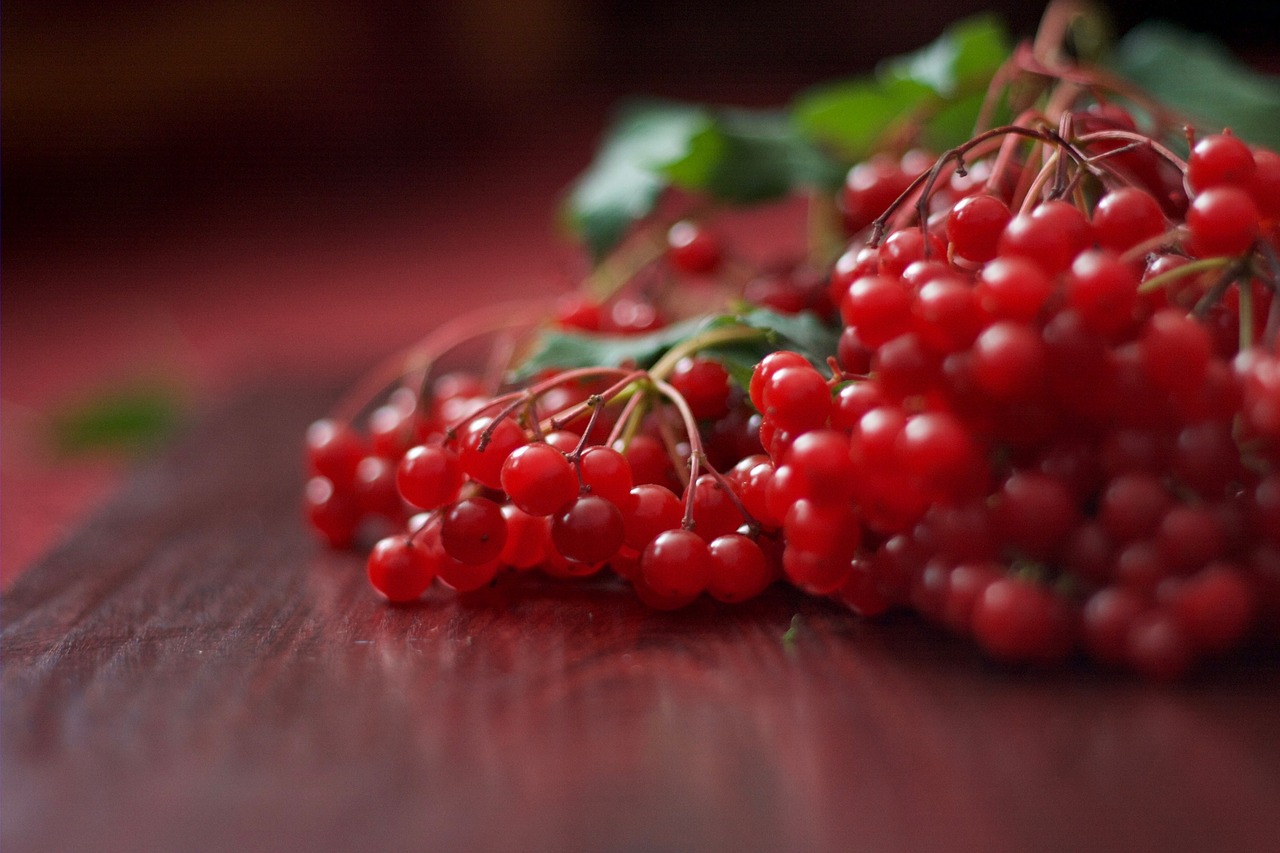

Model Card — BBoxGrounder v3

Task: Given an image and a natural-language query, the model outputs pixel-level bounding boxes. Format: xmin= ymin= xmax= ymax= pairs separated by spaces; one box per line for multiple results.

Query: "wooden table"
xmin=5 ymin=383 xmax=1280 ymax=852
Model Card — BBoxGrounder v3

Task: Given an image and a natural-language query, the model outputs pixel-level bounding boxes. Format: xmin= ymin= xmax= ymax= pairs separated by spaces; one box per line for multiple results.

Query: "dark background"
xmin=4 ymin=0 xmax=1278 ymax=256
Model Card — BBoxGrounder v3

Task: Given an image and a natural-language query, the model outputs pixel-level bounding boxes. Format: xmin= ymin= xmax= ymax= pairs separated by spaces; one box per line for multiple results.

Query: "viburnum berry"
xmin=1188 ymin=132 xmax=1256 ymax=192
xmin=641 ymin=528 xmax=712 ymax=600
xmin=552 ymin=494 xmax=625 ymax=564
xmin=761 ymin=364 xmax=831 ymax=433
xmin=441 ymin=496 xmax=508 ymax=565
xmin=459 ymin=417 xmax=528 ymax=490
xmin=946 ymin=193 xmax=1011 ymax=262
xmin=501 ymin=443 xmax=578 ymax=516
xmin=667 ymin=220 xmax=723 ymax=274
xmin=971 ymin=577 xmax=1075 ymax=664
xmin=305 ymin=419 xmax=366 ymax=486
xmin=1186 ymin=186 xmax=1261 ymax=257
xmin=1092 ymin=187 xmax=1167 ymax=253
xmin=621 ymin=483 xmax=683 ymax=550
xmin=579 ymin=446 xmax=635 ymax=510
xmin=998 ymin=201 xmax=1091 ymax=275
xmin=366 ymin=534 xmax=437 ymax=602
xmin=842 ymin=154 xmax=914 ymax=233
xmin=305 ymin=475 xmax=360 ymax=548
xmin=397 ymin=443 xmax=464 ymax=510
xmin=879 ymin=228 xmax=947 ymax=277
xmin=706 ymin=534 xmax=773 ymax=602
xmin=974 ymin=256 xmax=1053 ymax=323
xmin=669 ymin=357 xmax=732 ymax=421
xmin=841 ymin=274 xmax=913 ymax=347
xmin=970 ymin=321 xmax=1046 ymax=401
xmin=498 ymin=503 xmax=547 ymax=569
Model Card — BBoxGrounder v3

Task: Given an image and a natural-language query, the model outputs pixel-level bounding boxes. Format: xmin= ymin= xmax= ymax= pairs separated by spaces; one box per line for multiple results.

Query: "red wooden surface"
xmin=4 ymin=383 xmax=1280 ymax=853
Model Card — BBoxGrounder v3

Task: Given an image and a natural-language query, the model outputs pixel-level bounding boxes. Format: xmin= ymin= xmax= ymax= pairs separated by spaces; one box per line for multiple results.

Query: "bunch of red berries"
xmin=303 ymin=19 xmax=1280 ymax=678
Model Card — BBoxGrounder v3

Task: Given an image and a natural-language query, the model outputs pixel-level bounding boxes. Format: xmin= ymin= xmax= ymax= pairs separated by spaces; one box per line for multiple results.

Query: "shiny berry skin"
xmin=579 ymin=446 xmax=635 ymax=510
xmin=1066 ymin=250 xmax=1139 ymax=339
xmin=667 ymin=220 xmax=723 ymax=274
xmin=305 ymin=476 xmax=360 ymax=548
xmin=706 ymin=534 xmax=772 ymax=602
xmin=879 ymin=228 xmax=947 ymax=277
xmin=946 ymin=193 xmax=1011 ymax=262
xmin=621 ymin=483 xmax=683 ymax=550
xmin=1092 ymin=188 xmax=1167 ymax=253
xmin=841 ymin=275 xmax=912 ymax=347
xmin=441 ymin=496 xmax=507 ymax=565
xmin=974 ymin=256 xmax=1052 ymax=322
xmin=498 ymin=504 xmax=547 ymax=569
xmin=305 ymin=419 xmax=365 ymax=486
xmin=787 ymin=429 xmax=856 ymax=504
xmin=998 ymin=201 xmax=1091 ymax=275
xmin=669 ymin=357 xmax=731 ymax=421
xmin=1187 ymin=186 xmax=1260 ymax=257
xmin=750 ymin=350 xmax=810 ymax=412
xmin=641 ymin=528 xmax=712 ymax=599
xmin=762 ymin=365 xmax=831 ymax=433
xmin=992 ymin=472 xmax=1079 ymax=559
xmin=366 ymin=534 xmax=436 ymax=602
xmin=459 ymin=417 xmax=528 ymax=490
xmin=552 ymin=495 xmax=625 ymax=564
xmin=971 ymin=577 xmax=1074 ymax=664
xmin=500 ymin=443 xmax=578 ymax=516
xmin=970 ymin=321 xmax=1046 ymax=400
xmin=1188 ymin=132 xmax=1255 ymax=192
xmin=397 ymin=444 xmax=464 ymax=510
xmin=842 ymin=154 xmax=913 ymax=233
xmin=1250 ymin=149 xmax=1280 ymax=218
xmin=1126 ymin=609 xmax=1194 ymax=680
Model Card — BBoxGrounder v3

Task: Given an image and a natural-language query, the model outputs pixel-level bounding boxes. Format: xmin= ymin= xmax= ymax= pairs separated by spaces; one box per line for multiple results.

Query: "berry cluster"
xmin=304 ymin=28 xmax=1280 ymax=679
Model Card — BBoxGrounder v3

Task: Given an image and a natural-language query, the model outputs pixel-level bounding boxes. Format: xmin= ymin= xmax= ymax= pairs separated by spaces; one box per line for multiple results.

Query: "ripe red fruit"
xmin=459 ymin=417 xmax=528 ymax=490
xmin=667 ymin=220 xmax=723 ymax=274
xmin=501 ymin=443 xmax=579 ymax=516
xmin=992 ymin=472 xmax=1079 ymax=559
xmin=641 ymin=528 xmax=712 ymax=599
xmin=762 ymin=364 xmax=831 ymax=433
xmin=552 ymin=495 xmax=625 ymax=564
xmin=397 ymin=443 xmax=464 ymax=510
xmin=970 ymin=321 xmax=1046 ymax=400
xmin=998 ymin=201 xmax=1092 ymax=275
xmin=622 ymin=484 xmax=683 ymax=550
xmin=1065 ymin=250 xmax=1139 ymax=339
xmin=974 ymin=256 xmax=1053 ymax=322
xmin=843 ymin=154 xmax=914 ymax=233
xmin=1188 ymin=132 xmax=1256 ymax=192
xmin=946 ymin=193 xmax=1011 ymax=262
xmin=750 ymin=350 xmax=810 ymax=412
xmin=841 ymin=274 xmax=913 ymax=347
xmin=305 ymin=419 xmax=366 ymax=486
xmin=441 ymin=497 xmax=508 ymax=565
xmin=971 ymin=577 xmax=1075 ymax=664
xmin=1171 ymin=563 xmax=1256 ymax=653
xmin=1092 ymin=187 xmax=1167 ymax=253
xmin=706 ymin=534 xmax=773 ymax=602
xmin=1187 ymin=186 xmax=1261 ymax=257
xmin=305 ymin=475 xmax=360 ymax=548
xmin=366 ymin=534 xmax=437 ymax=602
xmin=669 ymin=357 xmax=732 ymax=421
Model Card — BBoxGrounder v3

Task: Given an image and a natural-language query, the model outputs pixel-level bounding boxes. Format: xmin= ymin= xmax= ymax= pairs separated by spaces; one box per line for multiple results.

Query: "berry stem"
xmin=1136 ymin=256 xmax=1233 ymax=294
xmin=649 ymin=323 xmax=769 ymax=381
xmin=650 ymin=376 xmax=706 ymax=528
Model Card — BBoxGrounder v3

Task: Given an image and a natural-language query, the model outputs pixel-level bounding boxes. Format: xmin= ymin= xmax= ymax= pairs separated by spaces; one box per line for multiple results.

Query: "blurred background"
xmin=3 ymin=0 xmax=1277 ymax=577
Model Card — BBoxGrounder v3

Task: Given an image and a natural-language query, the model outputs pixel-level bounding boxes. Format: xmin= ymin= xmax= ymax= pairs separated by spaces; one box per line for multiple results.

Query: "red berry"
xmin=1187 ymin=186 xmax=1261 ymax=257
xmin=1092 ymin=188 xmax=1166 ymax=253
xmin=946 ymin=194 xmax=1011 ymax=262
xmin=552 ymin=495 xmax=625 ymax=564
xmin=667 ymin=220 xmax=723 ymax=274
xmin=998 ymin=201 xmax=1091 ymax=275
xmin=305 ymin=475 xmax=360 ymax=548
xmin=641 ymin=528 xmax=712 ymax=600
xmin=441 ymin=497 xmax=507 ymax=565
xmin=366 ymin=534 xmax=436 ymax=602
xmin=750 ymin=351 xmax=810 ymax=412
xmin=579 ymin=446 xmax=635 ymax=511
xmin=305 ymin=419 xmax=365 ymax=486
xmin=971 ymin=577 xmax=1075 ymax=664
xmin=974 ymin=256 xmax=1053 ymax=322
xmin=762 ymin=365 xmax=831 ymax=433
xmin=1188 ymin=132 xmax=1256 ymax=192
xmin=397 ymin=443 xmax=464 ymax=510
xmin=970 ymin=321 xmax=1046 ymax=400
xmin=622 ymin=483 xmax=683 ymax=550
xmin=1065 ymin=250 xmax=1139 ymax=339
xmin=459 ymin=417 xmax=528 ymax=490
xmin=500 ymin=443 xmax=578 ymax=516
xmin=706 ymin=534 xmax=773 ymax=602
xmin=669 ymin=357 xmax=731 ymax=421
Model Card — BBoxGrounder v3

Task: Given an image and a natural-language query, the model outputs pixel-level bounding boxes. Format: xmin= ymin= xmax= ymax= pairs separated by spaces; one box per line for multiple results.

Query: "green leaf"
xmin=882 ymin=14 xmax=1010 ymax=98
xmin=791 ymin=15 xmax=1011 ymax=161
xmin=1110 ymin=22 xmax=1280 ymax=151
xmin=792 ymin=76 xmax=934 ymax=161
xmin=49 ymin=385 xmax=182 ymax=456
xmin=562 ymin=101 xmax=715 ymax=261
xmin=513 ymin=317 xmax=708 ymax=380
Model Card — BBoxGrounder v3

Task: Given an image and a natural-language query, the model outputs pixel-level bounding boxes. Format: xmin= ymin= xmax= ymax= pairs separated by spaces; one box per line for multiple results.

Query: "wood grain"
xmin=4 ymin=384 xmax=1280 ymax=853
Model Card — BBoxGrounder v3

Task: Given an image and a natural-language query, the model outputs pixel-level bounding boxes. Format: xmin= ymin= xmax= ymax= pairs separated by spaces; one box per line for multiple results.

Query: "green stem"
xmin=649 ymin=324 xmax=769 ymax=381
xmin=1137 ymin=256 xmax=1233 ymax=294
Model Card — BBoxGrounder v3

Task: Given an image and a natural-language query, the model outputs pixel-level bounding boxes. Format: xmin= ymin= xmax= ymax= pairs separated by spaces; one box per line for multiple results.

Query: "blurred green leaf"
xmin=1110 ymin=22 xmax=1280 ymax=151
xmin=513 ymin=316 xmax=708 ymax=380
xmin=562 ymin=101 xmax=715 ymax=262
xmin=792 ymin=15 xmax=1011 ymax=160
xmin=49 ymin=385 xmax=182 ymax=456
